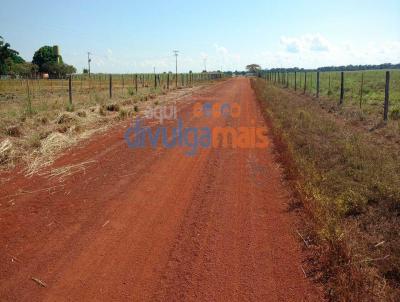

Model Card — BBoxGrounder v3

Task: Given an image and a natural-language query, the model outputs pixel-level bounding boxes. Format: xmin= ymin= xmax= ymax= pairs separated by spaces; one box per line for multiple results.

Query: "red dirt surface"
xmin=0 ymin=78 xmax=323 ymax=301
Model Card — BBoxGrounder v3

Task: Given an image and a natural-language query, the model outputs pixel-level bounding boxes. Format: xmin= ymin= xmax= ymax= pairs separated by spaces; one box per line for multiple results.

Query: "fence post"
xmin=328 ymin=73 xmax=331 ymax=93
xmin=26 ymin=80 xmax=32 ymax=114
xmin=286 ymin=72 xmax=289 ymax=88
xmin=339 ymin=72 xmax=344 ymax=104
xmin=384 ymin=71 xmax=390 ymax=121
xmin=304 ymin=72 xmax=307 ymax=94
xmin=359 ymin=72 xmax=364 ymax=108
xmin=167 ymin=73 xmax=170 ymax=89
xmin=294 ymin=72 xmax=297 ymax=91
xmin=316 ymin=71 xmax=320 ymax=98
xmin=135 ymin=74 xmax=138 ymax=93
xmin=68 ymin=75 xmax=72 ymax=105
xmin=122 ymin=75 xmax=124 ymax=94
xmin=109 ymin=74 xmax=112 ymax=98
xmin=154 ymin=74 xmax=157 ymax=88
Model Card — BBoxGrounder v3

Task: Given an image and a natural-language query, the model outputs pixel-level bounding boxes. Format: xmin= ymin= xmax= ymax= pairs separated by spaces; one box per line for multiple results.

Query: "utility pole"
xmin=87 ymin=52 xmax=92 ymax=78
xmin=173 ymin=50 xmax=179 ymax=88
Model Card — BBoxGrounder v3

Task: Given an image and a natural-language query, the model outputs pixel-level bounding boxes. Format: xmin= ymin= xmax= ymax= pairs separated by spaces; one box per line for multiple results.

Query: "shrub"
xmin=390 ymin=108 xmax=400 ymax=120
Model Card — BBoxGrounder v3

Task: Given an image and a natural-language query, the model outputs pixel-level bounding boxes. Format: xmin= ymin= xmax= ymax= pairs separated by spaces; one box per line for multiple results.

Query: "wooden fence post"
xmin=26 ymin=80 xmax=32 ymax=114
xmin=135 ymin=74 xmax=138 ymax=93
xmin=109 ymin=74 xmax=112 ymax=98
xmin=328 ymin=73 xmax=331 ymax=94
xmin=167 ymin=73 xmax=170 ymax=89
xmin=316 ymin=71 xmax=320 ymax=98
xmin=383 ymin=71 xmax=390 ymax=121
xmin=68 ymin=75 xmax=72 ymax=105
xmin=286 ymin=72 xmax=288 ymax=88
xmin=304 ymin=72 xmax=307 ymax=94
xmin=294 ymin=72 xmax=297 ymax=91
xmin=359 ymin=72 xmax=364 ymax=108
xmin=339 ymin=72 xmax=344 ymax=104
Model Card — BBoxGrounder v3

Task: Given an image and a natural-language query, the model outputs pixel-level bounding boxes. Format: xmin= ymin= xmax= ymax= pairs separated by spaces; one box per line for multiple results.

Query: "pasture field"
xmin=0 ymin=73 xmax=217 ymax=120
xmin=0 ymin=73 xmax=222 ymax=170
xmin=270 ymin=69 xmax=400 ymax=119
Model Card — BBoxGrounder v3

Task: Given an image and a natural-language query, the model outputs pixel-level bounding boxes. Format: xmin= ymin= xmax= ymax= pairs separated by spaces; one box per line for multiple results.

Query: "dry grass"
xmin=39 ymin=160 xmax=97 ymax=183
xmin=0 ymin=80 xmax=212 ymax=175
xmin=0 ymin=139 xmax=13 ymax=166
xmin=252 ymin=78 xmax=400 ymax=301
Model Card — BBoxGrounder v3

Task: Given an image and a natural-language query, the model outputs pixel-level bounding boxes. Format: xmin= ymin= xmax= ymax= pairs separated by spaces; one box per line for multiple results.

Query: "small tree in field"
xmin=246 ymin=64 xmax=261 ymax=73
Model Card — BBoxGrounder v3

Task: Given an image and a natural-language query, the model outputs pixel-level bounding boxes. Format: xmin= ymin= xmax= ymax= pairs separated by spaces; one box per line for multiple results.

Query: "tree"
xmin=246 ymin=64 xmax=261 ymax=73
xmin=9 ymin=62 xmax=38 ymax=78
xmin=32 ymin=45 xmax=76 ymax=78
xmin=32 ymin=46 xmax=61 ymax=72
xmin=41 ymin=61 xmax=76 ymax=78
xmin=0 ymin=36 xmax=25 ymax=75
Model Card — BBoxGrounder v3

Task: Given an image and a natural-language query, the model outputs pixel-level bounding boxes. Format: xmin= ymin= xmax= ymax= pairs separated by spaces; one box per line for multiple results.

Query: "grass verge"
xmin=252 ymin=78 xmax=400 ymax=301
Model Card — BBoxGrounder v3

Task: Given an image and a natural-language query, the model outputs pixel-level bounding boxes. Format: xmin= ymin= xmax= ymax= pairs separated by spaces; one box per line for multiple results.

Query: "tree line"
xmin=0 ymin=36 xmax=76 ymax=78
xmin=266 ymin=63 xmax=400 ymax=73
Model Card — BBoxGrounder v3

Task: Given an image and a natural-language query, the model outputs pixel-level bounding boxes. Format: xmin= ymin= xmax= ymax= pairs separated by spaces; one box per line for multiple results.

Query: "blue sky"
xmin=1 ymin=0 xmax=399 ymax=73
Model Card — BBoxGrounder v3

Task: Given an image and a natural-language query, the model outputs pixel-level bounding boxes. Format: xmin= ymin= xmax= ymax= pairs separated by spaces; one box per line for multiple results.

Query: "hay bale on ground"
xmin=41 ymin=132 xmax=72 ymax=156
xmin=105 ymin=104 xmax=120 ymax=112
xmin=0 ymin=139 xmax=13 ymax=164
xmin=6 ymin=125 xmax=22 ymax=137
xmin=76 ymin=110 xmax=87 ymax=118
xmin=55 ymin=112 xmax=77 ymax=124
xmin=25 ymin=132 xmax=74 ymax=176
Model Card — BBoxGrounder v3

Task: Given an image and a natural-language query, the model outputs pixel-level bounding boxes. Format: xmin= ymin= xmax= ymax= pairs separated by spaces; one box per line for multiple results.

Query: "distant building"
xmin=53 ymin=45 xmax=61 ymax=63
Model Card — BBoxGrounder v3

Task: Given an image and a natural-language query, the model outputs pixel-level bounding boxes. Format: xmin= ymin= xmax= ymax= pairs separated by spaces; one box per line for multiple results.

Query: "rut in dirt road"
xmin=0 ymin=78 xmax=323 ymax=301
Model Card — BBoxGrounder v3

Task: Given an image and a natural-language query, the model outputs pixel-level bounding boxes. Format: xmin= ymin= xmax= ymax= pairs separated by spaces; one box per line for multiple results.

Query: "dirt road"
xmin=0 ymin=78 xmax=322 ymax=301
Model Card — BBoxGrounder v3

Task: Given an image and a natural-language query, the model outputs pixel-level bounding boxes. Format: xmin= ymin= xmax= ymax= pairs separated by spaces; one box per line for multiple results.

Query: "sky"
xmin=1 ymin=0 xmax=399 ymax=73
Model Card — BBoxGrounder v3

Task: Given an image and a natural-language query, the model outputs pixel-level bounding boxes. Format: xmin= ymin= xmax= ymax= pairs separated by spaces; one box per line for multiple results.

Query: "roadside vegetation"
xmin=0 ymin=76 xmax=214 ymax=175
xmin=265 ymin=69 xmax=400 ymax=121
xmin=252 ymin=78 xmax=400 ymax=301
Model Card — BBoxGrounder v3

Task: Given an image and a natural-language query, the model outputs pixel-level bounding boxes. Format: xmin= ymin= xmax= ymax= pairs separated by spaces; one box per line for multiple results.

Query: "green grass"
xmin=252 ymin=78 xmax=400 ymax=301
xmin=271 ymin=69 xmax=400 ymax=117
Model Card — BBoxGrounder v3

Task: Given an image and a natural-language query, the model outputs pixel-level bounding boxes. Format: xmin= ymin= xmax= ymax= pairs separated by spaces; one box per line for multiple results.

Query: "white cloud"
xmin=213 ymin=44 xmax=241 ymax=70
xmin=214 ymin=44 xmax=228 ymax=56
xmin=262 ymin=34 xmax=400 ymax=69
xmin=280 ymin=33 xmax=330 ymax=53
xmin=280 ymin=37 xmax=301 ymax=53
xmin=200 ymin=52 xmax=208 ymax=59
